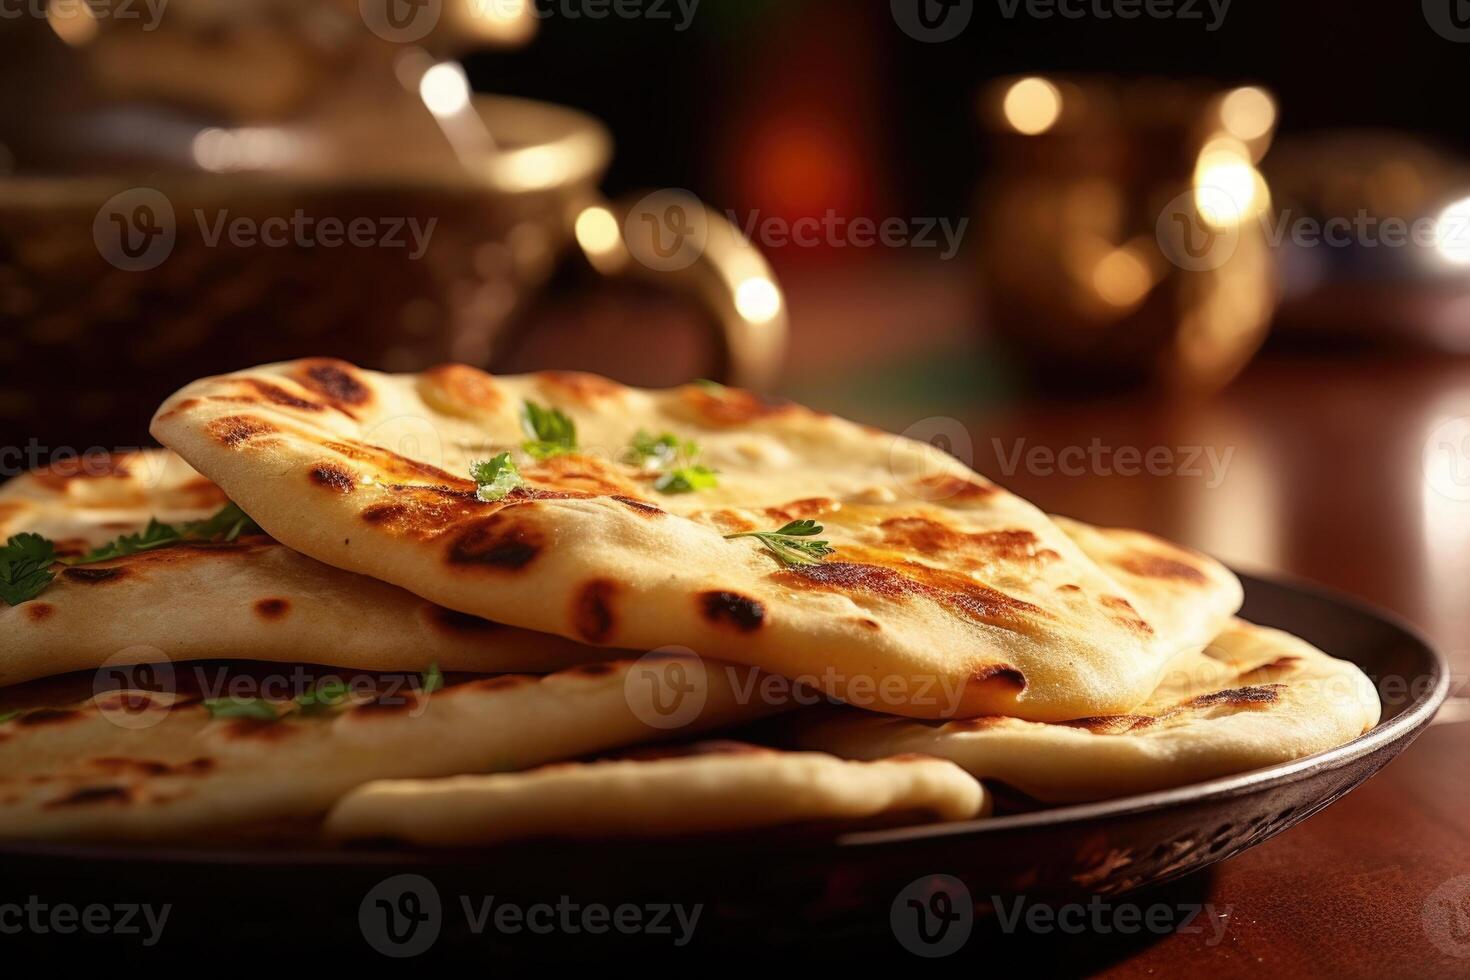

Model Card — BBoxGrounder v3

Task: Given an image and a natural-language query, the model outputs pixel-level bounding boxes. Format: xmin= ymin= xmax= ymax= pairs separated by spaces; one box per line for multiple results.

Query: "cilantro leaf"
xmin=625 ymin=430 xmax=719 ymax=495
xmin=725 ymin=520 xmax=836 ymax=567
xmin=655 ymin=465 xmax=720 ymax=495
xmin=0 ymin=533 xmax=58 ymax=606
xmin=295 ymin=678 xmax=353 ymax=716
xmin=471 ymin=453 xmax=525 ymax=502
xmin=70 ymin=503 xmax=264 ymax=567
xmin=421 ymin=662 xmax=444 ymax=695
xmin=521 ymin=401 xmax=577 ymax=459
xmin=203 ymin=698 xmax=279 ymax=722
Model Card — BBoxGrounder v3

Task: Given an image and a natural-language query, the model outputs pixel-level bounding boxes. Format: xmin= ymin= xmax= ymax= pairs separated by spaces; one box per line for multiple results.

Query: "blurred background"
xmin=2 ymin=5 xmax=1468 ymax=962
xmin=3 ymin=0 xmax=1470 ymax=643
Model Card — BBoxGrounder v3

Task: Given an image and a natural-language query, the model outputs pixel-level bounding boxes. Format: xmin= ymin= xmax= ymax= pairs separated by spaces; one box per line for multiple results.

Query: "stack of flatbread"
xmin=0 ymin=359 xmax=1379 ymax=845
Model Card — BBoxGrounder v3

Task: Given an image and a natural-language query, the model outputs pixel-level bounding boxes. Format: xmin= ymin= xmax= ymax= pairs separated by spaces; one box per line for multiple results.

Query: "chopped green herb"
xmin=471 ymin=452 xmax=525 ymax=502
xmin=725 ymin=519 xmax=836 ymax=567
xmin=520 ymin=400 xmax=577 ymax=459
xmin=203 ymin=698 xmax=280 ymax=722
xmin=0 ymin=709 xmax=21 ymax=725
xmin=70 ymin=503 xmax=264 ymax=566
xmin=655 ymin=465 xmax=720 ymax=495
xmin=421 ymin=662 xmax=444 ymax=695
xmin=624 ymin=430 xmax=719 ymax=495
xmin=295 ymin=678 xmax=353 ymax=716
xmin=0 ymin=533 xmax=57 ymax=606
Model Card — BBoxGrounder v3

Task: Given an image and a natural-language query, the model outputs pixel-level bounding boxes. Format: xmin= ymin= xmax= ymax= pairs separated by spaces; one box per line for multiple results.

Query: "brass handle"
xmin=569 ymin=190 xmax=789 ymax=391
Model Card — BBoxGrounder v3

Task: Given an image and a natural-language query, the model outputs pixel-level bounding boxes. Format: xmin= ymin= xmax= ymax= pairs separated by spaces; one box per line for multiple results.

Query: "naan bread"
xmin=325 ymin=741 xmax=985 ymax=845
xmin=0 ymin=654 xmax=773 ymax=841
xmin=789 ymin=620 xmax=1380 ymax=803
xmin=151 ymin=359 xmax=1242 ymax=720
xmin=0 ymin=451 xmax=608 ymax=686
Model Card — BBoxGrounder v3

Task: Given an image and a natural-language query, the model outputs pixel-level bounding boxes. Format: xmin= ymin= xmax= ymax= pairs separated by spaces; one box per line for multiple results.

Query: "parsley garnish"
xmin=724 ymin=520 xmax=836 ymax=567
xmin=625 ymin=430 xmax=719 ymax=495
xmin=0 ymin=709 xmax=21 ymax=724
xmin=421 ymin=662 xmax=444 ymax=695
xmin=656 ymin=465 xmax=719 ymax=495
xmin=471 ymin=453 xmax=525 ymax=502
xmin=0 ymin=533 xmax=58 ymax=606
xmin=521 ymin=401 xmax=577 ymax=460
xmin=294 ymin=678 xmax=353 ymax=716
xmin=202 ymin=698 xmax=279 ymax=722
xmin=203 ymin=678 xmax=356 ymax=723
xmin=70 ymin=503 xmax=263 ymax=566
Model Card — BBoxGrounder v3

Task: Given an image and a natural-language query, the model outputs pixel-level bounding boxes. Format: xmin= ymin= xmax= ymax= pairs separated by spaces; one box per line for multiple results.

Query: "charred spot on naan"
xmin=573 ymin=579 xmax=619 ymax=643
xmin=700 ymin=590 xmax=766 ymax=632
xmin=308 ymin=462 xmax=358 ymax=494
xmin=447 ymin=512 xmax=545 ymax=570
xmin=879 ymin=518 xmax=1059 ymax=566
xmin=28 ymin=452 xmax=135 ymax=490
xmin=536 ymin=370 xmax=628 ymax=404
xmin=23 ymin=602 xmax=55 ymax=622
xmin=291 ymin=359 xmax=373 ymax=413
xmin=89 ymin=757 xmax=214 ymax=778
xmin=1100 ymin=595 xmax=1154 ymax=634
xmin=422 ymin=604 xmax=504 ymax=635
xmin=45 ymin=785 xmax=134 ymax=809
xmin=321 ymin=439 xmax=468 ymax=486
xmin=1118 ymin=552 xmax=1210 ymax=585
xmin=417 ymin=364 xmax=506 ymax=418
xmin=14 ymin=708 xmax=84 ymax=728
xmin=237 ymin=378 xmax=326 ymax=413
xmin=911 ymin=474 xmax=998 ymax=504
xmin=676 ymin=384 xmax=796 ymax=427
xmin=1185 ymin=684 xmax=1285 ymax=711
xmin=524 ymin=454 xmax=642 ymax=497
xmin=254 ymin=598 xmax=290 ymax=620
xmin=1062 ymin=714 xmax=1160 ymax=735
xmin=208 ymin=415 xmax=280 ymax=450
xmin=777 ymin=559 xmax=1049 ymax=635
xmin=61 ymin=566 xmax=127 ymax=585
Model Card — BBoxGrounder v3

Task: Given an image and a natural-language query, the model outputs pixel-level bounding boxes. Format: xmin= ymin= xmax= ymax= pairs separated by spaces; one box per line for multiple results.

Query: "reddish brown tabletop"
xmin=773 ymin=261 xmax=1470 ymax=975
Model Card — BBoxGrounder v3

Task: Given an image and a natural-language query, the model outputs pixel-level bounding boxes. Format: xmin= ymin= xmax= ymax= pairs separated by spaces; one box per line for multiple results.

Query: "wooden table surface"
xmin=776 ymin=262 xmax=1470 ymax=975
xmin=974 ymin=354 xmax=1470 ymax=977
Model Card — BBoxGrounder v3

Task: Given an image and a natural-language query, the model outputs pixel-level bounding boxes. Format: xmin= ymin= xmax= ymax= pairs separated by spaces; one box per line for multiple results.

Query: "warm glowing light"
xmin=1092 ymin=246 xmax=1153 ymax=308
xmin=47 ymin=0 xmax=98 ymax=47
xmin=191 ymin=127 xmax=296 ymax=173
xmin=1219 ymin=87 xmax=1276 ymax=142
xmin=1193 ymin=137 xmax=1267 ymax=229
xmin=735 ymin=278 xmax=783 ymax=325
xmin=574 ymin=206 xmax=622 ymax=256
xmin=1002 ymin=77 xmax=1063 ymax=136
xmin=1434 ymin=197 xmax=1470 ymax=266
xmin=419 ymin=62 xmax=472 ymax=118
